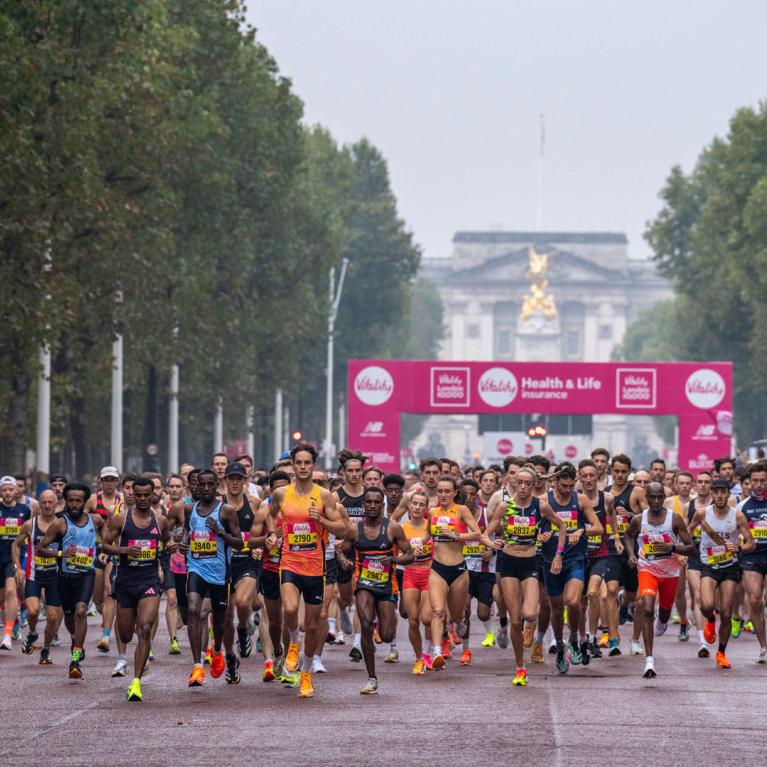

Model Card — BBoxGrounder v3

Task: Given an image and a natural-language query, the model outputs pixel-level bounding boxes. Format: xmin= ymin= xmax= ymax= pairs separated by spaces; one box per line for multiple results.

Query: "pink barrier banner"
xmin=347 ymin=360 xmax=733 ymax=473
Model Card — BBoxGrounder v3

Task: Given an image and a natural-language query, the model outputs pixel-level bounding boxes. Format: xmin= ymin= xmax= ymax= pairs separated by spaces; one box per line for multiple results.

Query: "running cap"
xmin=50 ymin=473 xmax=68 ymax=483
xmin=0 ymin=475 xmax=17 ymax=488
xmin=100 ymin=466 xmax=120 ymax=479
xmin=225 ymin=462 xmax=247 ymax=478
xmin=710 ymin=478 xmax=730 ymax=490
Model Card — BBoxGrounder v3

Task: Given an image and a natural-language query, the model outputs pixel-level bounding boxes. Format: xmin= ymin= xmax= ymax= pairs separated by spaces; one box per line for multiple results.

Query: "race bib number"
xmin=462 ymin=543 xmax=486 ymax=557
xmin=34 ymin=553 xmax=56 ymax=567
xmin=68 ymin=545 xmax=95 ymax=569
xmin=607 ymin=515 xmax=629 ymax=535
xmin=128 ymin=538 xmax=157 ymax=561
xmin=587 ymin=534 xmax=602 ymax=546
xmin=0 ymin=517 xmax=21 ymax=537
xmin=360 ymin=557 xmax=388 ymax=583
xmin=641 ymin=533 xmax=671 ymax=558
xmin=749 ymin=520 xmax=767 ymax=540
xmin=287 ymin=521 xmax=318 ymax=552
xmin=431 ymin=516 xmax=454 ymax=538
xmin=410 ymin=537 xmax=432 ymax=560
xmin=190 ymin=530 xmax=217 ymax=558
xmin=506 ymin=516 xmax=536 ymax=537
xmin=706 ymin=545 xmax=733 ymax=566
xmin=558 ymin=511 xmax=578 ymax=530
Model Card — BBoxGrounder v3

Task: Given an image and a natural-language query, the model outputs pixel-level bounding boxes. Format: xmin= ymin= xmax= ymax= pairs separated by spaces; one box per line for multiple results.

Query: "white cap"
xmin=0 ymin=475 xmax=17 ymax=487
xmin=100 ymin=466 xmax=120 ymax=479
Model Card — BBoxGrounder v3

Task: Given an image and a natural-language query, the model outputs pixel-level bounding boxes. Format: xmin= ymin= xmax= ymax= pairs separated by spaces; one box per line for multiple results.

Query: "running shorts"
xmin=468 ymin=571 xmax=495 ymax=606
xmin=430 ymin=559 xmax=467 ymax=586
xmin=280 ymin=569 xmax=324 ymax=606
xmin=402 ymin=566 xmax=430 ymax=591
xmin=638 ymin=571 xmax=678 ymax=610
xmin=187 ymin=571 xmax=229 ymax=611
xmin=740 ymin=552 xmax=767 ymax=575
xmin=700 ymin=564 xmax=741 ymax=584
xmin=498 ymin=554 xmax=538 ymax=582
xmin=25 ymin=575 xmax=61 ymax=607
xmin=542 ymin=557 xmax=585 ymax=597
xmin=259 ymin=569 xmax=280 ymax=600
xmin=113 ymin=575 xmax=161 ymax=609
xmin=58 ymin=571 xmax=95 ymax=616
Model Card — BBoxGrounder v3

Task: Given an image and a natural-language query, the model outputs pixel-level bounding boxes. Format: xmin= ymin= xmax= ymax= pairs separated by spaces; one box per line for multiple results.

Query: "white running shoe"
xmin=757 ymin=647 xmax=767 ymax=664
xmin=643 ymin=656 xmax=657 ymax=678
xmin=654 ymin=621 xmax=668 ymax=637
xmin=339 ymin=607 xmax=353 ymax=636
xmin=111 ymin=658 xmax=128 ymax=677
xmin=0 ymin=634 xmax=12 ymax=651
xmin=311 ymin=657 xmax=328 ymax=674
xmin=630 ymin=639 xmax=644 ymax=656
xmin=360 ymin=677 xmax=378 ymax=695
xmin=333 ymin=634 xmax=346 ymax=645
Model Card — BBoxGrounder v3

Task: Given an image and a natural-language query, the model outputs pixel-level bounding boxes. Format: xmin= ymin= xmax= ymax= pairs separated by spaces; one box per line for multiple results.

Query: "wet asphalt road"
xmin=1 ymin=611 xmax=766 ymax=767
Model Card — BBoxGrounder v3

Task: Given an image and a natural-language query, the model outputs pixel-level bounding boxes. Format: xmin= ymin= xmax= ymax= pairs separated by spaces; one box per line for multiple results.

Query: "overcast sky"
xmin=248 ymin=1 xmax=766 ymax=262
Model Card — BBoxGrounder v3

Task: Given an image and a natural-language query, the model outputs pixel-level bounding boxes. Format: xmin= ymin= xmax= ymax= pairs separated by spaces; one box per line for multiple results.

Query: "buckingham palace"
xmin=416 ymin=230 xmax=674 ymax=464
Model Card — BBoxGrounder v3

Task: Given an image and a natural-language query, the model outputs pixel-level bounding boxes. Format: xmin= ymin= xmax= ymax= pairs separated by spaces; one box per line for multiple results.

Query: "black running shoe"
xmin=22 ymin=633 xmax=38 ymax=654
xmin=225 ymin=653 xmax=240 ymax=684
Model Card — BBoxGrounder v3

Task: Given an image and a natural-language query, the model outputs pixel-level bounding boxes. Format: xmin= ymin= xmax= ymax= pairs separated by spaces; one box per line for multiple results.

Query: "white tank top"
xmin=699 ymin=506 xmax=738 ymax=569
xmin=638 ymin=508 xmax=679 ymax=577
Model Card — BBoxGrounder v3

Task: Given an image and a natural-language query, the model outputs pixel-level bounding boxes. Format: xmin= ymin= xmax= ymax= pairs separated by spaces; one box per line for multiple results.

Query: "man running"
xmin=12 ymin=489 xmax=62 ymax=662
xmin=624 ymin=481 xmax=695 ymax=678
xmin=50 ymin=474 xmax=68 ymax=514
xmin=102 ymin=476 xmax=170 ymax=700
xmin=0 ymin=476 xmax=30 ymax=650
xmin=345 ymin=487 xmax=412 ymax=694
xmin=38 ymin=482 xmax=105 ymax=678
xmin=590 ymin=448 xmax=611 ymax=491
xmin=211 ymin=452 xmax=229 ymax=497
xmin=689 ymin=478 xmax=754 ymax=668
xmin=269 ymin=443 xmax=351 ymax=698
xmin=665 ymin=470 xmax=694 ymax=641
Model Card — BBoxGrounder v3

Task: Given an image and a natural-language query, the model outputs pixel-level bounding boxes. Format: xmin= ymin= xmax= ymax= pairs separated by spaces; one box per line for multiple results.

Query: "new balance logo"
xmin=362 ymin=421 xmax=384 ymax=435
xmin=694 ymin=425 xmax=716 ymax=437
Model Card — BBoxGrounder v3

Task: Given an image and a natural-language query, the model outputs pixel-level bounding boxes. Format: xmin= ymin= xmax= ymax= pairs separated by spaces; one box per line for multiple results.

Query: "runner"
xmin=49 ymin=474 xmax=68 ymax=514
xmin=383 ymin=473 xmax=407 ymax=627
xmin=590 ymin=448 xmax=611 ymax=491
xmin=345 ymin=487 xmax=412 ymax=694
xmin=0 ymin=476 xmax=29 ymax=650
xmin=665 ymin=470 xmax=694 ymax=641
xmin=688 ymin=478 xmax=754 ymax=668
xmin=483 ymin=465 xmax=565 ymax=686
xmin=165 ymin=473 xmax=186 ymax=654
xmin=427 ymin=477 xmax=483 ymax=670
xmin=37 ymin=481 xmax=105 ymax=678
xmin=13 ymin=474 xmax=40 ymax=517
xmin=686 ymin=471 xmax=713 ymax=657
xmin=269 ymin=443 xmax=351 ymax=698
xmin=624 ymin=481 xmax=695 ymax=678
xmin=211 ymin=452 xmax=229 ymax=498
xmin=101 ymin=477 xmax=171 ymax=700
xmin=542 ymin=462 xmax=602 ymax=674
xmin=649 ymin=459 xmax=672 ymax=497
xmin=736 ymin=460 xmax=767 ymax=662
xmin=11 ymin=489 xmax=62 ymax=662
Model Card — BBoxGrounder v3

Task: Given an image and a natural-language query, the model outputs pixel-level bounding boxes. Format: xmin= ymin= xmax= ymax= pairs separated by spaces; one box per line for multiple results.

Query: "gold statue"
xmin=521 ymin=245 xmax=557 ymax=321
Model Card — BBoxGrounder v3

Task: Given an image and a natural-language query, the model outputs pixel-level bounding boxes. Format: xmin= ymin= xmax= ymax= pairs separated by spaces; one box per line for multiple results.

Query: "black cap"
xmin=50 ymin=473 xmax=68 ymax=483
xmin=225 ymin=462 xmax=247 ymax=478
xmin=711 ymin=478 xmax=730 ymax=490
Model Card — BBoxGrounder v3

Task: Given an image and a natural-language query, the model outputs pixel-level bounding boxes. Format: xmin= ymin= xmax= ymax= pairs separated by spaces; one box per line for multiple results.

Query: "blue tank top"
xmin=60 ymin=513 xmax=97 ymax=574
xmin=186 ymin=501 xmax=228 ymax=585
xmin=542 ymin=488 xmax=587 ymax=561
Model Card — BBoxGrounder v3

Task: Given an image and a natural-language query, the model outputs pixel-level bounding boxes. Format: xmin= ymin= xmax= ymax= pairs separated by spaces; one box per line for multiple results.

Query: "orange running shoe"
xmin=262 ymin=659 xmax=276 ymax=682
xmin=299 ymin=671 xmax=314 ymax=698
xmin=449 ymin=625 xmax=461 ymax=647
xmin=441 ymin=637 xmax=452 ymax=659
xmin=531 ymin=642 xmax=544 ymax=664
xmin=187 ymin=665 xmax=205 ymax=687
xmin=412 ymin=659 xmax=425 ymax=675
xmin=704 ymin=617 xmax=716 ymax=645
xmin=374 ymin=627 xmax=383 ymax=644
xmin=716 ymin=651 xmax=732 ymax=669
xmin=210 ymin=651 xmax=225 ymax=678
xmin=285 ymin=641 xmax=300 ymax=673
xmin=459 ymin=649 xmax=472 ymax=666
xmin=523 ymin=622 xmax=535 ymax=648
xmin=432 ymin=654 xmax=446 ymax=670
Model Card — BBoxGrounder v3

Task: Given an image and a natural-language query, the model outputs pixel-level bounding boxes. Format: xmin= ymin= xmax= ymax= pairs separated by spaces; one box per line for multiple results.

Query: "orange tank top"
xmin=279 ymin=483 xmax=327 ymax=577
xmin=402 ymin=519 xmax=432 ymax=567
xmin=429 ymin=504 xmax=467 ymax=544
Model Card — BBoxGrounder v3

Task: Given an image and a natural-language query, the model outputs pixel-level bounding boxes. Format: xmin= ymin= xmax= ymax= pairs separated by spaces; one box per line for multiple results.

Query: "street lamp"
xmin=324 ymin=258 xmax=349 ymax=470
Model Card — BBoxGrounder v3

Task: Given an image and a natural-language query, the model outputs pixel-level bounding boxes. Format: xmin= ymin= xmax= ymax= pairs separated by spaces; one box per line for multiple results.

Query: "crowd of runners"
xmin=1 ymin=444 xmax=766 ymax=701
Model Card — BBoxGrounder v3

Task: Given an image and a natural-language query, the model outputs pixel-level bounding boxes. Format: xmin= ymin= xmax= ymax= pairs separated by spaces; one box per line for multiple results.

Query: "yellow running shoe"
xmin=481 ymin=632 xmax=496 ymax=648
xmin=299 ymin=671 xmax=314 ymax=698
xmin=285 ymin=642 xmax=300 ymax=673
xmin=599 ymin=630 xmax=610 ymax=648
xmin=126 ymin=677 xmax=143 ymax=701
xmin=523 ymin=623 xmax=535 ymax=648
xmin=169 ymin=637 xmax=181 ymax=655
xmin=512 ymin=668 xmax=528 ymax=686
xmin=412 ymin=659 xmax=425 ymax=675
xmin=204 ymin=644 xmax=212 ymax=665
xmin=531 ymin=642 xmax=544 ymax=664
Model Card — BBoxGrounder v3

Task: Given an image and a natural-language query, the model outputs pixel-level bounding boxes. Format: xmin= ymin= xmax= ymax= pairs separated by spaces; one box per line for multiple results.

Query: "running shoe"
xmin=589 ymin=639 xmax=602 ymax=659
xmin=360 ymin=677 xmax=378 ymax=695
xmin=374 ymin=627 xmax=383 ymax=644
xmin=204 ymin=645 xmax=212 ymax=665
xmin=39 ymin=648 xmax=52 ymax=665
xmin=449 ymin=625 xmax=462 ymax=646
xmin=523 ymin=622 xmax=535 ymax=648
xmin=312 ymin=656 xmax=328 ymax=673
xmin=51 ymin=633 xmax=60 ymax=647
xmin=285 ymin=641 xmax=301 ymax=672
xmin=22 ymin=632 xmax=38 ymax=654
xmin=599 ymin=630 xmax=610 ymax=648
xmin=580 ymin=640 xmax=591 ymax=666
xmin=716 ymin=651 xmax=732 ymax=669
xmin=432 ymin=653 xmax=446 ymax=670
xmin=569 ymin=639 xmax=582 ymax=665
xmin=654 ymin=621 xmax=668 ymax=638
xmin=548 ymin=639 xmax=557 ymax=655
xmin=757 ymin=648 xmax=767 ymax=664
xmin=555 ymin=643 xmax=569 ymax=674
xmin=496 ymin=629 xmax=509 ymax=649
xmin=280 ymin=670 xmax=300 ymax=688
xmin=441 ymin=637 xmax=453 ymax=659
xmin=237 ymin=633 xmax=252 ymax=659
xmin=71 ymin=647 xmax=84 ymax=663
xmin=642 ymin=657 xmax=657 ymax=678
xmin=0 ymin=634 xmax=12 ymax=651
xmin=225 ymin=653 xmax=240 ymax=684
xmin=744 ymin=620 xmax=755 ymax=633
xmin=339 ymin=607 xmax=353 ymax=635
xmin=412 ymin=659 xmax=425 ymax=675
xmin=187 ymin=666 xmax=205 ymax=687
xmin=697 ymin=645 xmax=710 ymax=658
xmin=703 ymin=617 xmax=716 ymax=644
xmin=169 ymin=637 xmax=181 ymax=655
xmin=670 ymin=609 xmax=681 ymax=624
xmin=511 ymin=668 xmax=528 ymax=687
xmin=126 ymin=678 xmax=143 ymax=701
xmin=298 ymin=671 xmax=314 ymax=698
xmin=333 ymin=634 xmax=346 ymax=645
xmin=96 ymin=636 xmax=109 ymax=653
xmin=68 ymin=661 xmax=82 ymax=680
xmin=455 ymin=619 xmax=469 ymax=639
xmin=210 ymin=651 xmax=225 ymax=679
xmin=19 ymin=608 xmax=28 ymax=628
xmin=87 ymin=604 xmax=98 ymax=617
xmin=608 ymin=638 xmax=621 ymax=657
xmin=630 ymin=639 xmax=644 ymax=656
xmin=148 ymin=650 xmax=155 ymax=663
xmin=423 ymin=654 xmax=434 ymax=671
xmin=326 ymin=631 xmax=336 ymax=644
xmin=531 ymin=642 xmax=544 ymax=664
xmin=480 ymin=632 xmax=496 ymax=648
xmin=262 ymin=659 xmax=276 ymax=681
xmin=385 ymin=649 xmax=399 ymax=664
xmin=731 ymin=618 xmax=742 ymax=639
xmin=678 ymin=624 xmax=689 ymax=642
xmin=459 ymin=649 xmax=472 ymax=666
xmin=111 ymin=658 xmax=128 ymax=677
xmin=11 ymin=621 xmax=20 ymax=641
xmin=349 ymin=646 xmax=362 ymax=663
